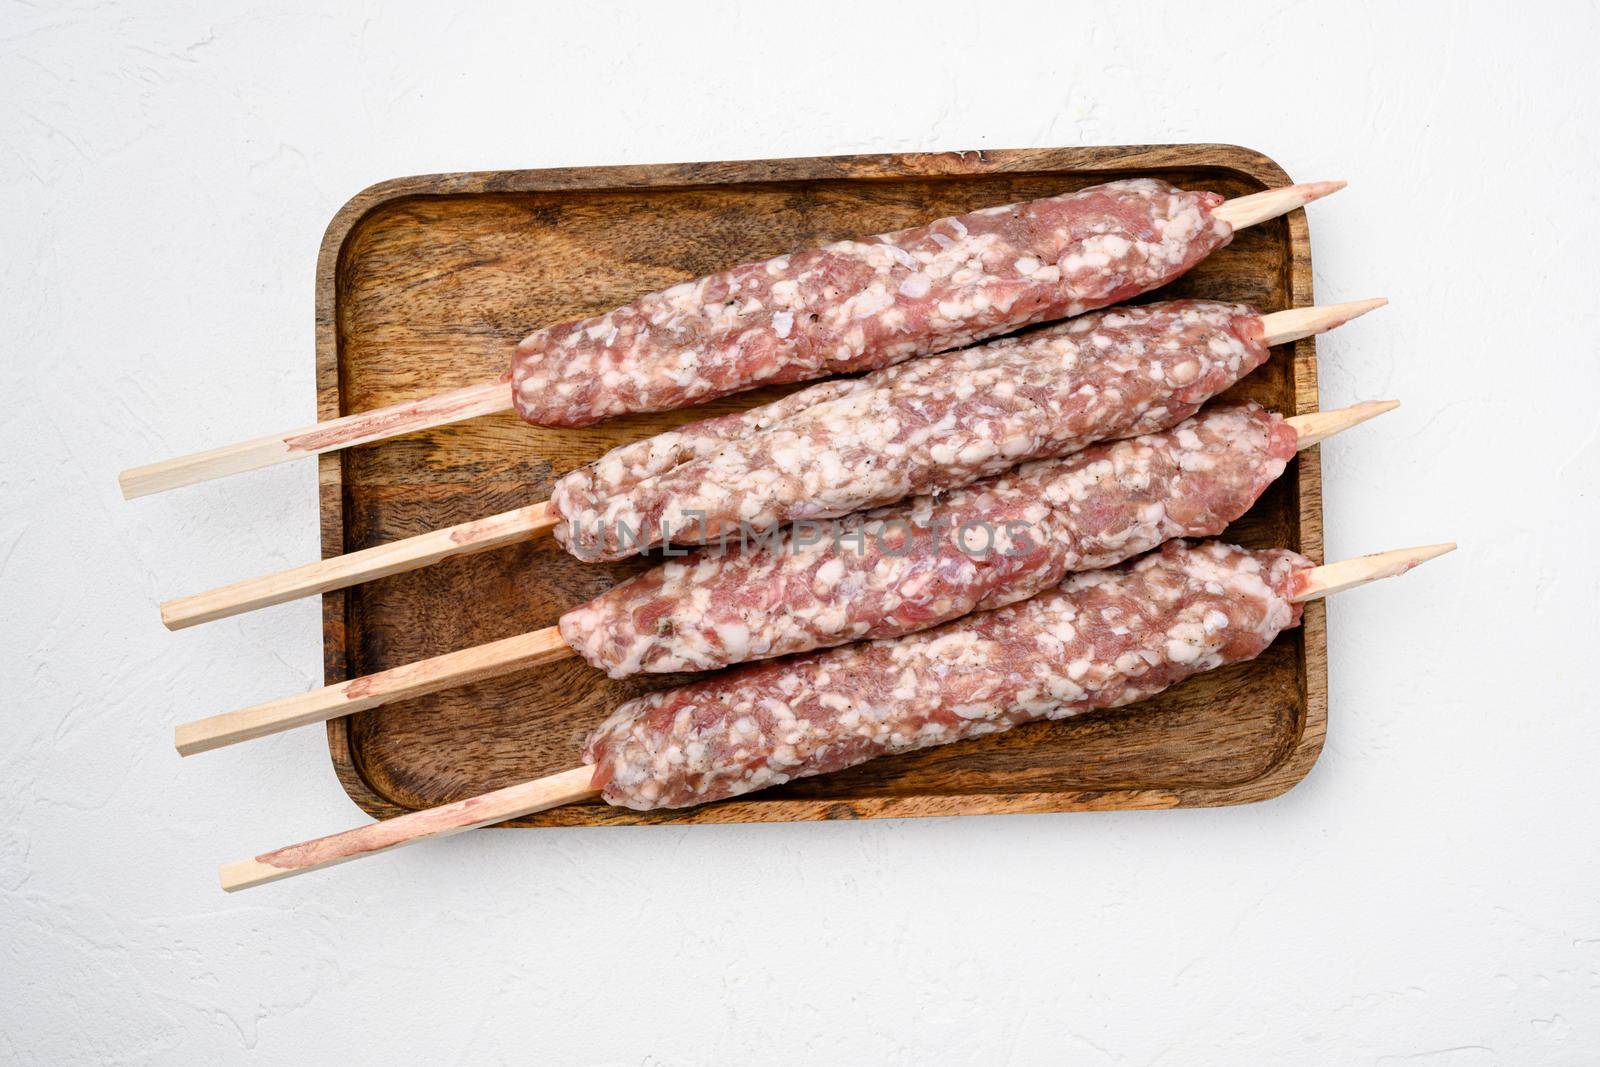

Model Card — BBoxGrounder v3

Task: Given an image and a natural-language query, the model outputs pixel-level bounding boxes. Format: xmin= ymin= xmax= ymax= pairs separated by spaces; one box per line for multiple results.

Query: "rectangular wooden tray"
xmin=315 ymin=144 xmax=1326 ymax=825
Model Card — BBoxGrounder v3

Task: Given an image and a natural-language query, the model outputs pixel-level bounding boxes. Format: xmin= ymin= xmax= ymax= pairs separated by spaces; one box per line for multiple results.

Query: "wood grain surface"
xmin=313 ymin=144 xmax=1327 ymax=826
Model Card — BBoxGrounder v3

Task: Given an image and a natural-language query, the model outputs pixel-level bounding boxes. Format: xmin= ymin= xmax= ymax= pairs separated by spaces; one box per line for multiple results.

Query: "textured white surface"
xmin=3 ymin=0 xmax=1597 ymax=1061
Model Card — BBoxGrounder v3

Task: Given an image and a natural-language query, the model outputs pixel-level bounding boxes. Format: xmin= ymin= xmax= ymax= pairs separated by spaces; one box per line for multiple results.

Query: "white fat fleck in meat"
xmin=813 ymin=557 xmax=846 ymax=590
xmin=898 ymin=273 xmax=932 ymax=298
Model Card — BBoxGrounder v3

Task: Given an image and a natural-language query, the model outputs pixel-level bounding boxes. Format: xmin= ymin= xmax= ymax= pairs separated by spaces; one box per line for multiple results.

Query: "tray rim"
xmin=314 ymin=143 xmax=1327 ymax=825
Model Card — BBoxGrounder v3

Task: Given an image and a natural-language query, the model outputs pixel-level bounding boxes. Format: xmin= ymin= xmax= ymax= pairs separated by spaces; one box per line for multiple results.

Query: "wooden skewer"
xmin=174 ymin=627 xmax=572 ymax=756
xmin=1282 ymin=398 xmax=1398 ymax=446
xmin=158 ymin=299 xmax=1386 ymax=632
xmin=119 ymin=182 xmax=1345 ymax=500
xmin=1289 ymin=541 xmax=1456 ymax=602
xmin=217 ymin=538 xmax=1454 ymax=892
xmin=118 ymin=380 xmax=510 ymax=500
xmin=219 ymin=766 xmax=599 ymax=891
xmin=1209 ymin=180 xmax=1346 ymax=230
xmin=1259 ymin=297 xmax=1386 ymax=347
xmin=161 ymin=503 xmax=557 ymax=630
xmin=174 ymin=401 xmax=1396 ymax=757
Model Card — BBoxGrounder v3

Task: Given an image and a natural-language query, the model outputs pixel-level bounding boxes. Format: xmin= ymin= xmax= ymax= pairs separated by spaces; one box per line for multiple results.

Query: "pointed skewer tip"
xmin=1212 ymin=180 xmax=1348 ymax=229
xmin=1260 ymin=297 xmax=1388 ymax=346
xmin=1290 ymin=541 xmax=1457 ymax=603
xmin=1407 ymin=541 xmax=1458 ymax=564
xmin=1318 ymin=296 xmax=1389 ymax=329
xmin=1286 ymin=398 xmax=1401 ymax=448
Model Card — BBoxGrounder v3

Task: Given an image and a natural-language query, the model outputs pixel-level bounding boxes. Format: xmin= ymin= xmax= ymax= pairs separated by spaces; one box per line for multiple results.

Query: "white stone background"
xmin=3 ymin=0 xmax=1597 ymax=1061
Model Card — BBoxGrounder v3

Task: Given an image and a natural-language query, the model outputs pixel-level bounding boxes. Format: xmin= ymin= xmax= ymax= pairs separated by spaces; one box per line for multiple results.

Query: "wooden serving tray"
xmin=315 ymin=145 xmax=1326 ymax=825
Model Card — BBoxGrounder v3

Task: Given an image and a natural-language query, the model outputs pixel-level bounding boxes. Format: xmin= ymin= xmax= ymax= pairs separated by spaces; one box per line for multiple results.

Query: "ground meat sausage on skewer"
xmin=120 ymin=181 xmax=1342 ymax=498
xmin=552 ymin=300 xmax=1270 ymax=561
xmin=513 ymin=178 xmax=1236 ymax=427
xmin=560 ymin=403 xmax=1299 ymax=677
xmin=157 ymin=299 xmax=1383 ymax=629
xmin=219 ymin=539 xmax=1455 ymax=890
